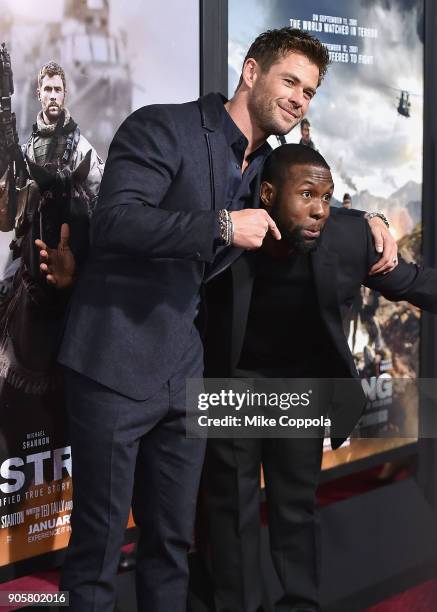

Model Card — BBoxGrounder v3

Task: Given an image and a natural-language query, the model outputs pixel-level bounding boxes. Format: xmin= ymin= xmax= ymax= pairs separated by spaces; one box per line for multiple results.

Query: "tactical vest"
xmin=32 ymin=133 xmax=69 ymax=167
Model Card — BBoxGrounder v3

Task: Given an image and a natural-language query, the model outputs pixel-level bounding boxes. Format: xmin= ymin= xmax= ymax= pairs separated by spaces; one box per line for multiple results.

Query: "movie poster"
xmin=0 ymin=0 xmax=199 ymax=566
xmin=228 ymin=0 xmax=424 ymax=468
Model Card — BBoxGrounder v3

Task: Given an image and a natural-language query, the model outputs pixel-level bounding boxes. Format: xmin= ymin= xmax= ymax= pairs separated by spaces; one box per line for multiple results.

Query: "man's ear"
xmin=242 ymin=58 xmax=259 ymax=89
xmin=260 ymin=181 xmax=275 ymax=211
xmin=36 ymin=88 xmax=41 ymax=102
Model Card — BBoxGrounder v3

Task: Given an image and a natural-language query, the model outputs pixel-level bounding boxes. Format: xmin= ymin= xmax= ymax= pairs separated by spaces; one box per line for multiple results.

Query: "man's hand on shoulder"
xmin=230 ymin=209 xmax=281 ymax=249
xmin=35 ymin=223 xmax=76 ymax=289
xmin=365 ymin=214 xmax=398 ymax=275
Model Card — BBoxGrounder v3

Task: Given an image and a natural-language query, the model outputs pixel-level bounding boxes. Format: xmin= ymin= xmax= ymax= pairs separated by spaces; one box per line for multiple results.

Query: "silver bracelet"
xmin=228 ymin=211 xmax=234 ymax=246
xmin=218 ymin=209 xmax=233 ymax=246
xmin=365 ymin=211 xmax=390 ymax=229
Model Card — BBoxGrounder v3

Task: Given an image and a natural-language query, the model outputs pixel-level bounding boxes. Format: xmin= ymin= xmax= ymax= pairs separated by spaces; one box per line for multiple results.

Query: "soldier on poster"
xmin=0 ymin=55 xmax=103 ymax=392
xmin=0 ymin=49 xmax=103 ymax=566
xmin=342 ymin=192 xmax=352 ymax=209
xmin=298 ymin=117 xmax=316 ymax=149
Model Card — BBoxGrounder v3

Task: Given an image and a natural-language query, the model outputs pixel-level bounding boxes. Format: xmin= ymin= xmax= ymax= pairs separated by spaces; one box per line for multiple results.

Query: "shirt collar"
xmin=221 ymin=101 xmax=271 ymax=164
xmin=221 ymin=104 xmax=247 ymax=150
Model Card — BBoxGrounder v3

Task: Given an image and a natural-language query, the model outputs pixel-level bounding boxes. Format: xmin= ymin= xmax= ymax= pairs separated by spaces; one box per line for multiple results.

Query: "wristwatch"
xmin=365 ymin=212 xmax=390 ymax=229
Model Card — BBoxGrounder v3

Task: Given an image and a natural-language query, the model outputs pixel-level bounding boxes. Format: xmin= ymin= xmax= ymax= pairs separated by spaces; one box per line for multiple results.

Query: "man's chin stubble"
xmin=282 ymin=228 xmax=321 ymax=254
xmin=249 ymin=98 xmax=293 ymax=137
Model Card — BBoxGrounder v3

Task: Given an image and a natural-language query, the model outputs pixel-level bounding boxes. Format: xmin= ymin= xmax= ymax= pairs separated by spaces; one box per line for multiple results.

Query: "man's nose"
xmin=288 ymin=87 xmax=304 ymax=109
xmin=311 ymin=200 xmax=325 ymax=219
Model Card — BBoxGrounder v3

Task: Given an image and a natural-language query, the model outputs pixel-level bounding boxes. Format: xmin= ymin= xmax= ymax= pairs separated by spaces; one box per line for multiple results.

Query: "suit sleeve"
xmin=363 ymin=223 xmax=437 ymax=312
xmin=331 ymin=206 xmax=365 ymax=218
xmin=91 ymin=105 xmax=217 ymax=261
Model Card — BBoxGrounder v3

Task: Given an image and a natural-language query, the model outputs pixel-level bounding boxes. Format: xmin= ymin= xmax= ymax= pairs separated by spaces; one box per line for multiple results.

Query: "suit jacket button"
xmin=195 ymin=251 xmax=201 ymax=259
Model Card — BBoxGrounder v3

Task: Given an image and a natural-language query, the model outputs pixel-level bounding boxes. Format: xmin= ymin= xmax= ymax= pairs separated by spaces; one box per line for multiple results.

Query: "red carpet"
xmin=0 ymin=569 xmax=436 ymax=611
xmin=0 ymin=571 xmax=58 ymax=610
xmin=364 ymin=578 xmax=437 ymax=611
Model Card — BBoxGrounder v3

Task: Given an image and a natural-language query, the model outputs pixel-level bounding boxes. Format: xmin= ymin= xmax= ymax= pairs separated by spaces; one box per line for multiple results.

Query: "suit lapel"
xmin=230 ymin=254 xmax=256 ymax=372
xmin=311 ymin=242 xmax=366 ymax=444
xmin=311 ymin=244 xmax=357 ymax=376
xmin=198 ymin=94 xmax=228 ymax=211
xmin=205 ymin=130 xmax=228 ymax=210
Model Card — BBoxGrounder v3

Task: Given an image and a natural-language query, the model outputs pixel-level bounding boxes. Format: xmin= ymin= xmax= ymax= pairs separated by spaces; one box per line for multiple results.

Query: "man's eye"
xmin=284 ymin=79 xmax=294 ymax=86
xmin=323 ymin=194 xmax=332 ymax=202
xmin=302 ymin=191 xmax=311 ymax=198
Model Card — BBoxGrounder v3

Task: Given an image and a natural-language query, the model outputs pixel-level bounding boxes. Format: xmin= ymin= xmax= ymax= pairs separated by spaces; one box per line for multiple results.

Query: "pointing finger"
xmin=266 ymin=215 xmax=281 ymax=241
xmin=59 ymin=223 xmax=70 ymax=248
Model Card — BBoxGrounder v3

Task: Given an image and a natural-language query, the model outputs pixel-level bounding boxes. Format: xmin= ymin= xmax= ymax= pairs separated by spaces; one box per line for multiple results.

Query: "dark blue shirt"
xmin=221 ymin=104 xmax=271 ymax=213
xmin=209 ymin=102 xmax=271 ymax=276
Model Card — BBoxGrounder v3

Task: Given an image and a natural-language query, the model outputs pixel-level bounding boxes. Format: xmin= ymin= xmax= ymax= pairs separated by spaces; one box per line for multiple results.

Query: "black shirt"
xmin=208 ymin=102 xmax=271 ymax=277
xmin=221 ymin=105 xmax=270 ymax=211
xmin=238 ymin=251 xmax=337 ymax=377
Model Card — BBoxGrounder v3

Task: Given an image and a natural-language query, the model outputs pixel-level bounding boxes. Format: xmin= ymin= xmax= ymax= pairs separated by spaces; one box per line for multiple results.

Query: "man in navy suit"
xmin=36 ymin=28 xmax=396 ymax=612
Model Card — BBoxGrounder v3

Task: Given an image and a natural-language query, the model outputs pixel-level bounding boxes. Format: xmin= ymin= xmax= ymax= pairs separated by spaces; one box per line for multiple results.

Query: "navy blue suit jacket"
xmin=58 ymin=93 xmax=263 ymax=399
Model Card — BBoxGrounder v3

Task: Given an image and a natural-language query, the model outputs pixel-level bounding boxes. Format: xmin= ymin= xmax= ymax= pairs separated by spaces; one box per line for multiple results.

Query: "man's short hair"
xmin=237 ymin=27 xmax=330 ymax=89
xmin=343 ymin=193 xmax=351 ymax=201
xmin=37 ymin=61 xmax=66 ymax=90
xmin=262 ymin=143 xmax=330 ymax=187
xmin=300 ymin=118 xmax=311 ymax=129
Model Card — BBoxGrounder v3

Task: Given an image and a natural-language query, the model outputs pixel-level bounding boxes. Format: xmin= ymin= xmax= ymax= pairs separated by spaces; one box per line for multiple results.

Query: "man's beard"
xmin=248 ymin=89 xmax=298 ymax=137
xmin=279 ymin=223 xmax=322 ymax=254
xmin=46 ymin=103 xmax=62 ymax=118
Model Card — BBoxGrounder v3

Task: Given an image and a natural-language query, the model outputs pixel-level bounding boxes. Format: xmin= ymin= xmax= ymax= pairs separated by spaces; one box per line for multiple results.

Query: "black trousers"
xmin=203 ymin=435 xmax=324 ymax=612
xmin=60 ymin=330 xmax=205 ymax=612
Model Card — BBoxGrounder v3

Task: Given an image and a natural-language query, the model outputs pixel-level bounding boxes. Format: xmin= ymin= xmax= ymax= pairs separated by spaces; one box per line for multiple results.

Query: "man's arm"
xmin=332 ymin=206 xmax=397 ymax=274
xmin=34 ymin=105 xmax=280 ymax=284
xmin=363 ymin=223 xmax=437 ymax=313
xmin=78 ymin=141 xmax=104 ymax=213
xmin=90 ymin=105 xmax=218 ymax=262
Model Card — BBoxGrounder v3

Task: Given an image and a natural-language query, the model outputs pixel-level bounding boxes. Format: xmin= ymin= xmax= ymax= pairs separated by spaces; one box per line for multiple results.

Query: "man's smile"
xmin=278 ymin=103 xmax=299 ymax=119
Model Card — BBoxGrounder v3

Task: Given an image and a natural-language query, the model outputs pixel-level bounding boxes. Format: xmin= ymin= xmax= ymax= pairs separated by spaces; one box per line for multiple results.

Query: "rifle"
xmin=0 ymin=43 xmax=25 ymax=232
xmin=0 ymin=43 xmax=20 ymax=166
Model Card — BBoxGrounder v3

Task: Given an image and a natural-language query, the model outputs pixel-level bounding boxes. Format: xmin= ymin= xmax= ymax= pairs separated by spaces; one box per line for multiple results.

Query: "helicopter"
xmin=397 ymin=90 xmax=411 ymax=118
xmin=381 ymin=85 xmax=422 ymax=119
